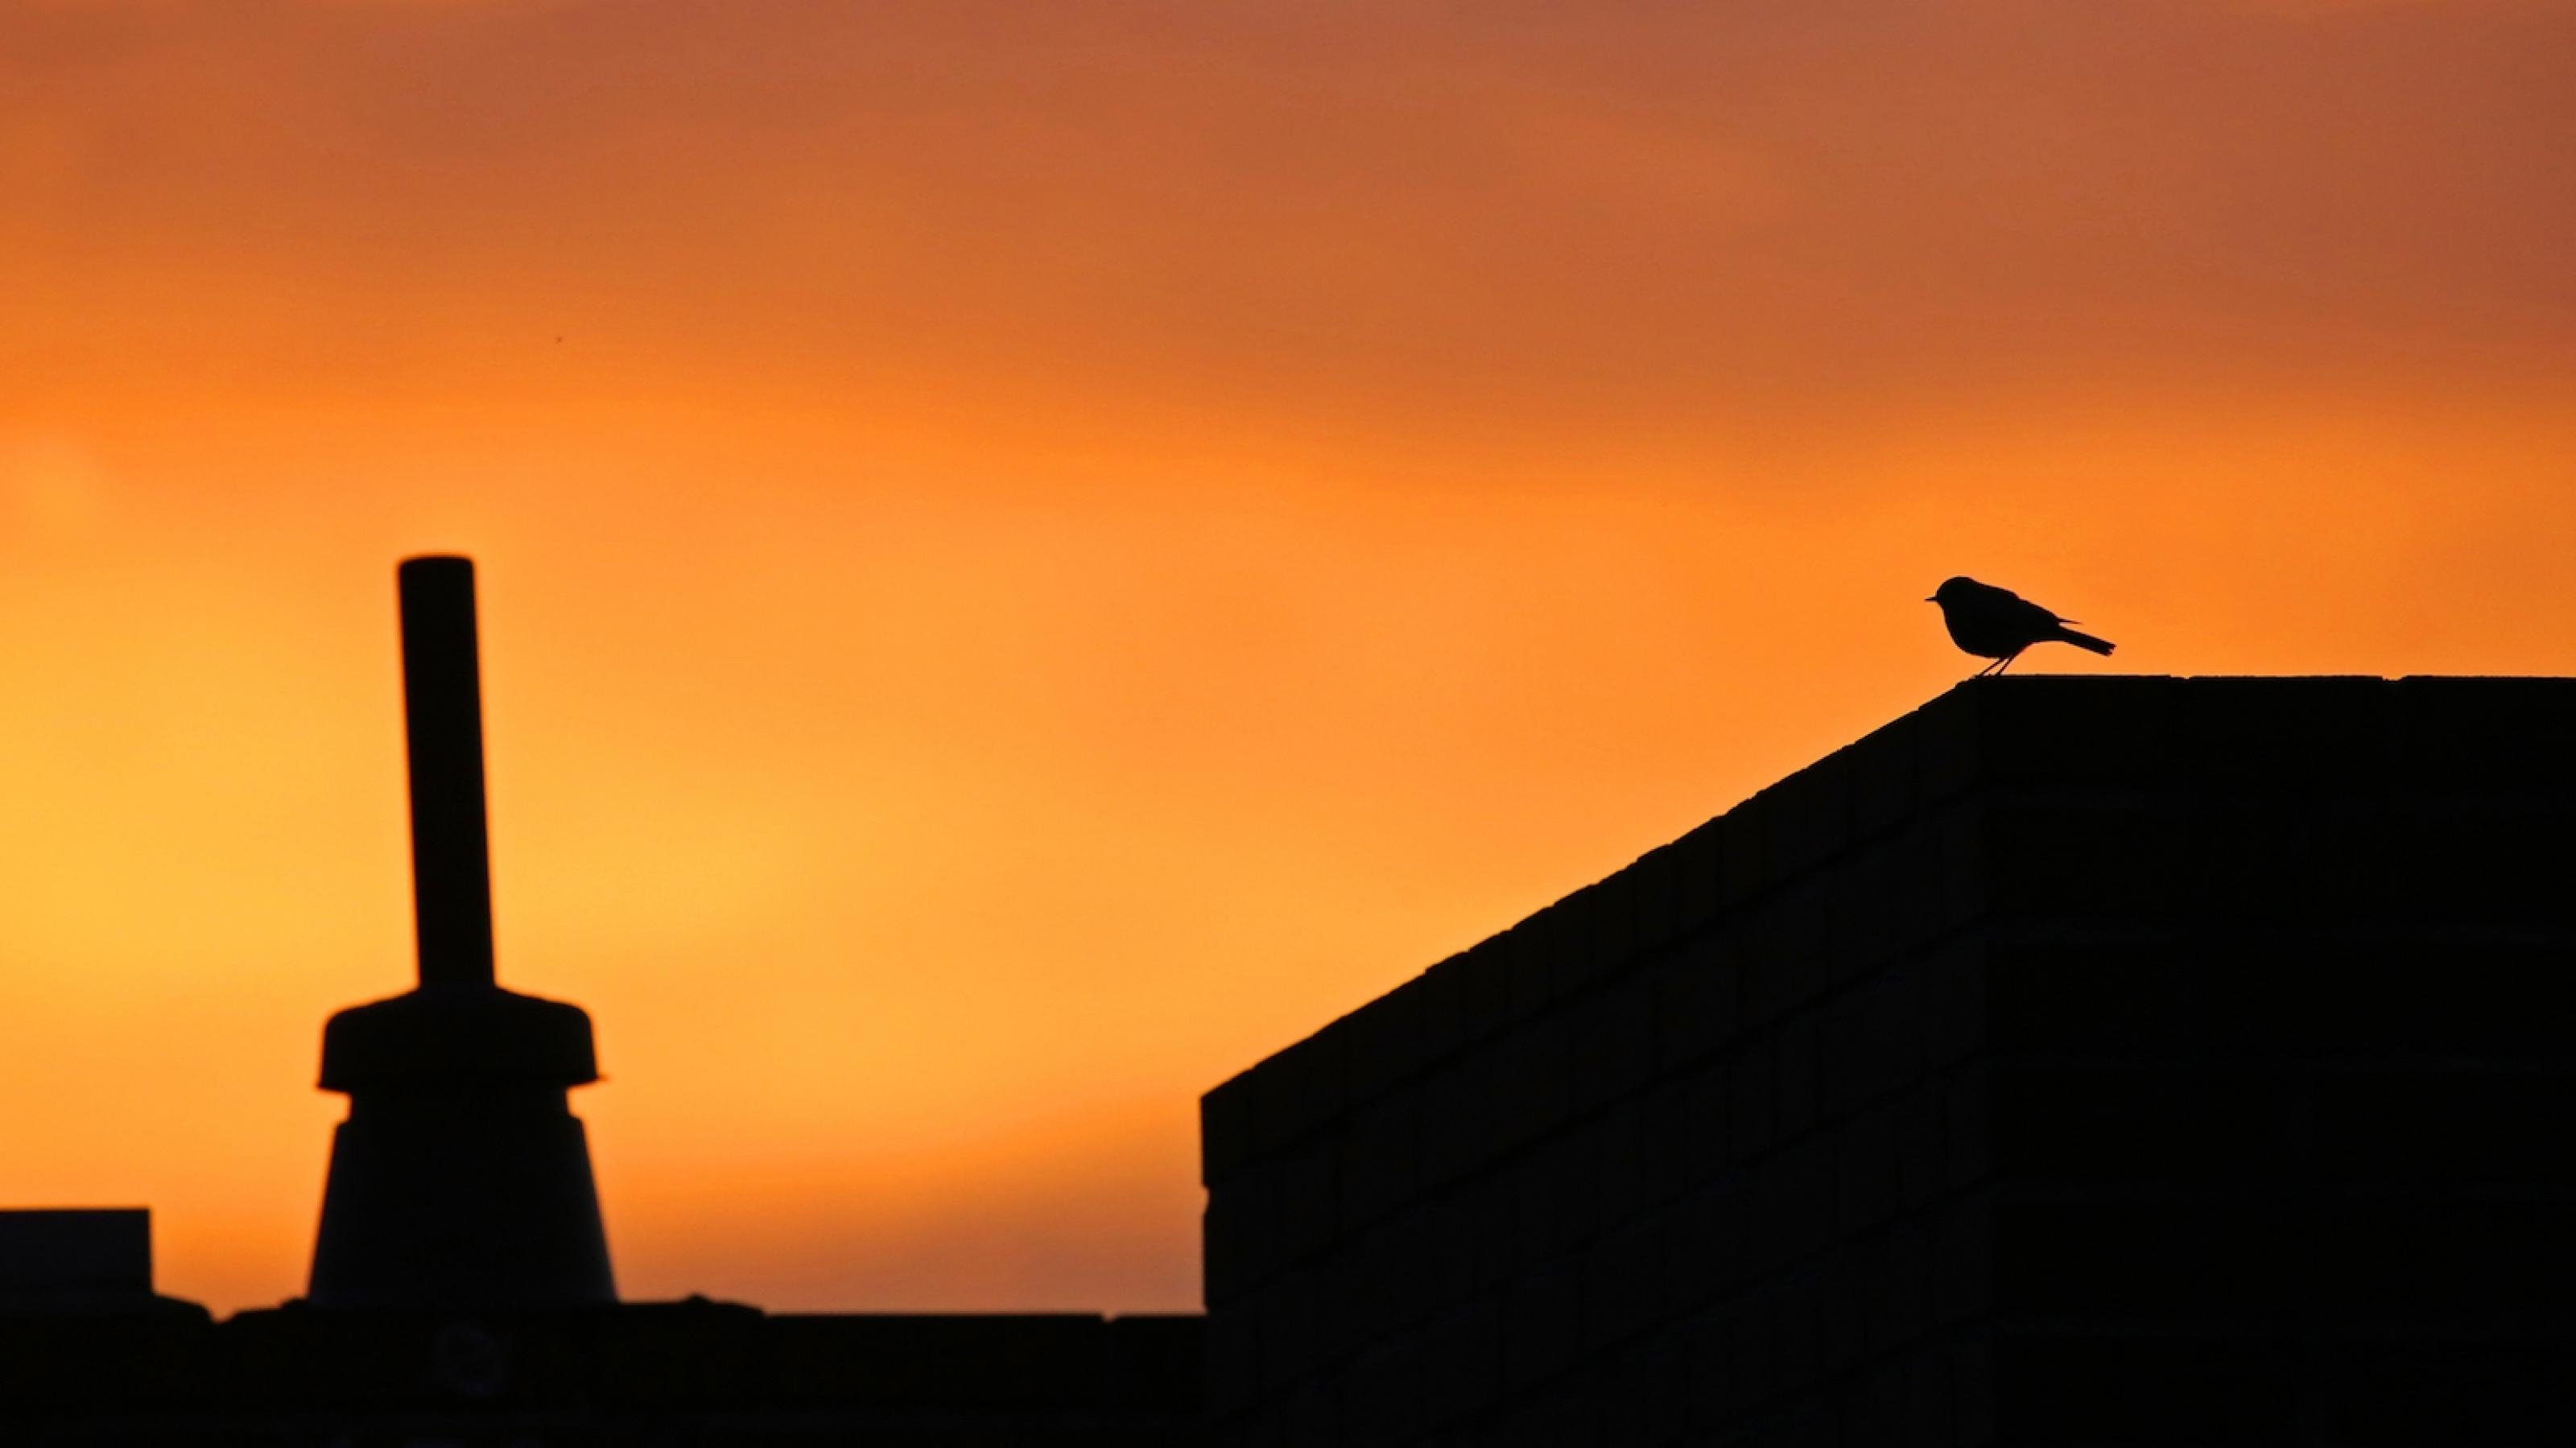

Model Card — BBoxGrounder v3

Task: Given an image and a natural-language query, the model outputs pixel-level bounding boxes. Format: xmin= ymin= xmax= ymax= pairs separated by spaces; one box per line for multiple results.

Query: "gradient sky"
xmin=4 ymin=0 xmax=2572 ymax=1316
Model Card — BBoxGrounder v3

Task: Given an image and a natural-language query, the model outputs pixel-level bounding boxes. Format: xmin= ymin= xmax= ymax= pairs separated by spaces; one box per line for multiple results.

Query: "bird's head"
xmin=1928 ymin=576 xmax=1980 ymax=606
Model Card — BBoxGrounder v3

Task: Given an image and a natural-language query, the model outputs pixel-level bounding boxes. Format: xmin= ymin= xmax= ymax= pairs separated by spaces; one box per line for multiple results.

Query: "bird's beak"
xmin=1923 ymin=596 xmax=1936 ymax=603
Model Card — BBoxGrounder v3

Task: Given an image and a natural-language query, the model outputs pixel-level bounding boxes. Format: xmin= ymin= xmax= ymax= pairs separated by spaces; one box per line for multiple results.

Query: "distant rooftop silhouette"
xmin=0 ymin=1211 xmax=199 ymax=1321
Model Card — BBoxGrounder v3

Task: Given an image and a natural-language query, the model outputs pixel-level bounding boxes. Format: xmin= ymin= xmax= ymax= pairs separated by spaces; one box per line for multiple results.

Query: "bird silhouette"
xmin=1928 ymin=576 xmax=2115 ymax=676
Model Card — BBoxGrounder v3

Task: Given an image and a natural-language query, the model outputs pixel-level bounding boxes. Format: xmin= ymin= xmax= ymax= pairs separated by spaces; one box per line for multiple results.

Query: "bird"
xmin=1927 ymin=576 xmax=2115 ymax=676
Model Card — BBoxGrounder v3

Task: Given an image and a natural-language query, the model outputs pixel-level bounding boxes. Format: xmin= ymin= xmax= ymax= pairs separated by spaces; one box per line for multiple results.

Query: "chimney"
xmin=306 ymin=557 xmax=615 ymax=1308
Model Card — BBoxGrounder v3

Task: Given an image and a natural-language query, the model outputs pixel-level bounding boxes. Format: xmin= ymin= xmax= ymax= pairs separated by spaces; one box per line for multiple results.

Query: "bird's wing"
xmin=2010 ymin=595 xmax=2064 ymax=631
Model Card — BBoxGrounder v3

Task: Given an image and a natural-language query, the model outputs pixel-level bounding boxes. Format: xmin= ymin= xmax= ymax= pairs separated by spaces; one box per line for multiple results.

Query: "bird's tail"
xmin=2055 ymin=627 xmax=2116 ymax=656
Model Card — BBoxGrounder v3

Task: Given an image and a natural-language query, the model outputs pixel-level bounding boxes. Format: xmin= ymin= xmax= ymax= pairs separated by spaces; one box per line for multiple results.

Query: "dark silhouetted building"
xmin=0 ymin=1285 xmax=1200 ymax=1445
xmin=10 ymin=673 xmax=2575 ymax=1444
xmin=1200 ymin=675 xmax=2576 ymax=1446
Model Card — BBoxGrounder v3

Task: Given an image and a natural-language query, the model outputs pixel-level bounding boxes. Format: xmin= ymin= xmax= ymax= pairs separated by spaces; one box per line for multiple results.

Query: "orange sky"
xmin=3 ymin=0 xmax=2572 ymax=1316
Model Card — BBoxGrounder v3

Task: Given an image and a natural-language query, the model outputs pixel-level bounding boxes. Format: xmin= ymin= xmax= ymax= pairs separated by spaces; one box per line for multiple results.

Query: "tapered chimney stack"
xmin=306 ymin=556 xmax=615 ymax=1307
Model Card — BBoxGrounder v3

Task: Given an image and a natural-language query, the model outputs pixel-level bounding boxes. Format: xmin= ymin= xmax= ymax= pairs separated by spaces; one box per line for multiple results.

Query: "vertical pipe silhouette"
xmin=308 ymin=554 xmax=615 ymax=1307
xmin=398 ymin=556 xmax=496 ymax=988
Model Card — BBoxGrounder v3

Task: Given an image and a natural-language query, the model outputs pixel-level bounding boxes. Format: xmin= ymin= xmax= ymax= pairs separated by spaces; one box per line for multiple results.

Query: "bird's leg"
xmin=1972 ymin=657 xmax=2004 ymax=678
xmin=1994 ymin=650 xmax=2021 ymax=676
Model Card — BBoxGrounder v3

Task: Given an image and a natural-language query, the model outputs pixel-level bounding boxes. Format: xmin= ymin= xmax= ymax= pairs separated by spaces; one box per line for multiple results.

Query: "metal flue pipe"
xmin=398 ymin=556 xmax=497 ymax=988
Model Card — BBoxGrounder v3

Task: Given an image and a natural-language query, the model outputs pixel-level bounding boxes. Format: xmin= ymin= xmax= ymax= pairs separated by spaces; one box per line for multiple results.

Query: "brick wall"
xmin=1199 ymin=676 xmax=2576 ymax=1446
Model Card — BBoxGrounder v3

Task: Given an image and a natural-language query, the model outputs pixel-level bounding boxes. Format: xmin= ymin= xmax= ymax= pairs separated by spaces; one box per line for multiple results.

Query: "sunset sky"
xmin=4 ymin=0 xmax=2572 ymax=1316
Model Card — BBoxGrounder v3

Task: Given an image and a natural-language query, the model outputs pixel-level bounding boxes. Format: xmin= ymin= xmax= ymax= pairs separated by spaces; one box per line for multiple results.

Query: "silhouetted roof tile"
xmin=1630 ymin=842 xmax=1682 ymax=952
xmin=2174 ymin=674 xmax=2392 ymax=793
xmin=2395 ymin=674 xmax=2576 ymax=794
xmin=1199 ymin=1069 xmax=1260 ymax=1186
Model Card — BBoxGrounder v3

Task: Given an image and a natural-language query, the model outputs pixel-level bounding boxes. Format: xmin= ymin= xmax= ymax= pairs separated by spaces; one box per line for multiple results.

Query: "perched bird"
xmin=1927 ymin=576 xmax=2115 ymax=676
